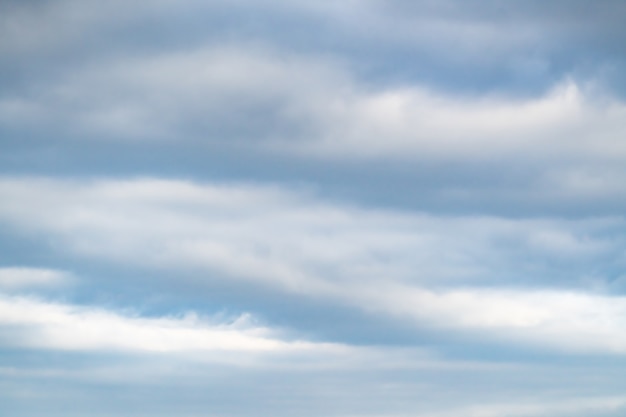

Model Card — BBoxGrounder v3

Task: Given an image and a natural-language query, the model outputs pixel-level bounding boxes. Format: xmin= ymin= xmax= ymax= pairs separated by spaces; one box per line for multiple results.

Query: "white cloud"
xmin=0 ymin=294 xmax=342 ymax=355
xmin=283 ymin=80 xmax=626 ymax=162
xmin=0 ymin=177 xmax=613 ymax=286
xmin=0 ymin=267 xmax=69 ymax=290
xmin=0 ymin=177 xmax=624 ymax=354
xmin=359 ymin=284 xmax=626 ymax=354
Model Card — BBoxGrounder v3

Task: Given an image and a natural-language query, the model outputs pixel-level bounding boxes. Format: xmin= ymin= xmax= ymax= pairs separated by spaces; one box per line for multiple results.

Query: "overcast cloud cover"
xmin=2 ymin=1 xmax=626 ymax=416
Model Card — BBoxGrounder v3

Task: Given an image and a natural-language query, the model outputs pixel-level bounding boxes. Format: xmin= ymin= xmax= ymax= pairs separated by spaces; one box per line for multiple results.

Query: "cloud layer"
xmin=1 ymin=177 xmax=625 ymax=355
xmin=2 ymin=1 xmax=626 ymax=416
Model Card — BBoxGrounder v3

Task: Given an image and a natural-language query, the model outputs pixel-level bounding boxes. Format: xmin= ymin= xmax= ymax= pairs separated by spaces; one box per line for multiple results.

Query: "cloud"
xmin=3 ymin=1 xmax=626 ymax=415
xmin=3 ymin=40 xmax=626 ymax=164
xmin=0 ymin=293 xmax=343 ymax=355
xmin=300 ymin=81 xmax=626 ymax=160
xmin=0 ymin=177 xmax=616 ymax=286
xmin=0 ymin=267 xmax=70 ymax=290
xmin=0 ymin=45 xmax=348 ymax=142
xmin=6 ymin=0 xmax=625 ymax=67
xmin=4 ymin=37 xmax=626 ymax=219
xmin=3 ymin=3 xmax=626 ymax=219
xmin=420 ymin=395 xmax=626 ymax=417
xmin=360 ymin=284 xmax=626 ymax=354
xmin=0 ymin=177 xmax=624 ymax=354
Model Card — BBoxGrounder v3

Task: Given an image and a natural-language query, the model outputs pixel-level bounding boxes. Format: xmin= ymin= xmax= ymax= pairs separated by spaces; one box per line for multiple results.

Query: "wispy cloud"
xmin=417 ymin=395 xmax=626 ymax=417
xmin=0 ymin=294 xmax=343 ymax=355
xmin=0 ymin=267 xmax=70 ymax=290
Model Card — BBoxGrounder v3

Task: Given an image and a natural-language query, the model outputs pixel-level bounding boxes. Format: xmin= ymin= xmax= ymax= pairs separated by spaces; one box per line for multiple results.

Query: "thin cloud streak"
xmin=0 ymin=294 xmax=344 ymax=355
xmin=0 ymin=267 xmax=70 ymax=290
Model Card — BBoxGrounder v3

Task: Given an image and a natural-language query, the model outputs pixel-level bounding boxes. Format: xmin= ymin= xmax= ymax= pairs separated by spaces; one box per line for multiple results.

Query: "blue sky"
xmin=2 ymin=1 xmax=626 ymax=416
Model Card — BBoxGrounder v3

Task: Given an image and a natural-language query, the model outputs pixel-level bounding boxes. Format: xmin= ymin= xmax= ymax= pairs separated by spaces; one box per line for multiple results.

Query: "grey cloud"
xmin=3 ymin=45 xmax=626 ymax=221
xmin=3 ymin=0 xmax=626 ymax=96
xmin=3 ymin=0 xmax=626 ymax=224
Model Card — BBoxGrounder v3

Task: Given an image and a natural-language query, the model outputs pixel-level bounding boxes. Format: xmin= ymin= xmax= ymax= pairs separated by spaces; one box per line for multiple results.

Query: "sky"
xmin=1 ymin=1 xmax=626 ymax=416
